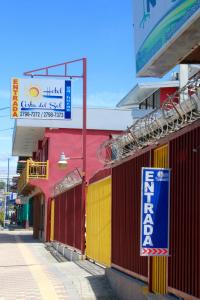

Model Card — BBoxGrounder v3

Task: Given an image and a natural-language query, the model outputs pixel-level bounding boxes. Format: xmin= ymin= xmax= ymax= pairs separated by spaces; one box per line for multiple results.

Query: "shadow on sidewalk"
xmin=86 ymin=275 xmax=118 ymax=300
xmin=0 ymin=228 xmax=41 ymax=244
xmin=74 ymin=260 xmax=118 ymax=299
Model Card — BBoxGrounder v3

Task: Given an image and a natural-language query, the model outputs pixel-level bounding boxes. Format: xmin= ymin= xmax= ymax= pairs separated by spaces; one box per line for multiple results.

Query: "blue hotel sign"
xmin=140 ymin=168 xmax=170 ymax=256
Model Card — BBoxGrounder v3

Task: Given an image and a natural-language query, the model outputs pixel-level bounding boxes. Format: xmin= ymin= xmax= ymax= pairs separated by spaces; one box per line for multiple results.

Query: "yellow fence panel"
xmin=50 ymin=199 xmax=55 ymax=241
xmin=86 ymin=176 xmax=111 ymax=267
xmin=152 ymin=144 xmax=168 ymax=294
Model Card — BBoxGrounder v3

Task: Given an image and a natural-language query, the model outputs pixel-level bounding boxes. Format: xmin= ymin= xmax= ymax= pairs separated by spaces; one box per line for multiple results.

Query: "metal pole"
xmin=4 ymin=158 xmax=10 ymax=227
xmin=81 ymin=58 xmax=87 ymax=254
xmin=7 ymin=158 xmax=10 ymax=192
xmin=148 ymin=150 xmax=153 ymax=292
xmin=3 ymin=195 xmax=6 ymax=228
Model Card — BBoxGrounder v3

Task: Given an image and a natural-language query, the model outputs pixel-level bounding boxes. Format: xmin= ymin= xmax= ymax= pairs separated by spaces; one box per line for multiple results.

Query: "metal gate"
xmin=86 ymin=176 xmax=111 ymax=266
xmin=168 ymin=127 xmax=200 ymax=299
xmin=50 ymin=199 xmax=55 ymax=241
xmin=111 ymin=152 xmax=149 ymax=280
xmin=151 ymin=145 xmax=169 ymax=294
xmin=54 ymin=184 xmax=83 ymax=252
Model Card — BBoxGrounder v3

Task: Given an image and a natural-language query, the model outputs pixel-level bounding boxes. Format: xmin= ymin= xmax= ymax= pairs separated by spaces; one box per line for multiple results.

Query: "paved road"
xmin=0 ymin=230 xmax=116 ymax=300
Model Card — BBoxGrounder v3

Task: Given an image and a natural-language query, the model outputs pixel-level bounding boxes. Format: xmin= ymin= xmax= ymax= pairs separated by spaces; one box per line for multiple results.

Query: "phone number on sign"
xmin=20 ymin=111 xmax=64 ymax=118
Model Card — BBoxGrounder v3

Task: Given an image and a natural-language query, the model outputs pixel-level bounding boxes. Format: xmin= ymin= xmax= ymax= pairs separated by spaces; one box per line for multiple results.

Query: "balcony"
xmin=18 ymin=160 xmax=49 ymax=194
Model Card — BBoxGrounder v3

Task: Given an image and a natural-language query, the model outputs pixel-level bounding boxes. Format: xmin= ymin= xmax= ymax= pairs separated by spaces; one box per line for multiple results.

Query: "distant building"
xmin=117 ymin=80 xmax=179 ymax=118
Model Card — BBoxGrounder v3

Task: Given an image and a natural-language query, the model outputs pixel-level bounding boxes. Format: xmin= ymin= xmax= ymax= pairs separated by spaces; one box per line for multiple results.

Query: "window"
xmin=42 ymin=140 xmax=49 ymax=161
xmin=139 ymin=89 xmax=160 ymax=110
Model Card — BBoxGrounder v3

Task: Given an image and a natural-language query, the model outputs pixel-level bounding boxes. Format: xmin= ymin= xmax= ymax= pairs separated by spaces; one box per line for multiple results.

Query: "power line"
xmin=0 ymin=107 xmax=10 ymax=111
xmin=0 ymin=128 xmax=14 ymax=132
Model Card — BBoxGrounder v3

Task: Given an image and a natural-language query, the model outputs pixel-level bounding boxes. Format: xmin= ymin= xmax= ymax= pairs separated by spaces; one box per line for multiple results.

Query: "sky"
xmin=0 ymin=0 xmax=170 ymax=179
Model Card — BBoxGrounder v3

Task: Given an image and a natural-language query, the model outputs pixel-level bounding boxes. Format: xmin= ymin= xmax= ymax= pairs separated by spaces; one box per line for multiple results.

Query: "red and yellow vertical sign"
xmin=11 ymin=78 xmax=19 ymax=118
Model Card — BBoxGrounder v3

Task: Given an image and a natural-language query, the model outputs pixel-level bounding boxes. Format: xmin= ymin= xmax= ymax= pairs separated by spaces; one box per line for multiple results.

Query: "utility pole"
xmin=7 ymin=158 xmax=10 ymax=193
xmin=4 ymin=158 xmax=10 ymax=227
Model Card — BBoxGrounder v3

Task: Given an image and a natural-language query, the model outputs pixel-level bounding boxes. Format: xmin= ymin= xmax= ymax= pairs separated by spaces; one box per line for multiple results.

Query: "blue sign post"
xmin=140 ymin=167 xmax=170 ymax=256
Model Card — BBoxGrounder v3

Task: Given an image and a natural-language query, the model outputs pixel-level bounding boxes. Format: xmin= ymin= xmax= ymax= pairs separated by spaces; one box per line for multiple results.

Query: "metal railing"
xmin=54 ymin=168 xmax=82 ymax=197
xmin=97 ymin=72 xmax=200 ymax=165
xmin=18 ymin=160 xmax=49 ymax=193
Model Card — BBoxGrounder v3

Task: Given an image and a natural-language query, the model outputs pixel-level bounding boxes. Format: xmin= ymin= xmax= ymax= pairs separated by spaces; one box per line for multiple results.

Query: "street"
xmin=0 ymin=229 xmax=116 ymax=300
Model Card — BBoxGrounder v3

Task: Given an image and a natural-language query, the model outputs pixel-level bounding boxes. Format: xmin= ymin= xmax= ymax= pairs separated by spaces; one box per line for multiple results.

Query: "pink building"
xmin=13 ymin=107 xmax=133 ymax=241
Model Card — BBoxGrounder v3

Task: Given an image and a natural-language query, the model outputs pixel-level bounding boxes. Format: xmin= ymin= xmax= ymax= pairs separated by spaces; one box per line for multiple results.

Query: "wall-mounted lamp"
xmin=57 ymin=152 xmax=83 ymax=169
xmin=57 ymin=152 xmax=70 ymax=169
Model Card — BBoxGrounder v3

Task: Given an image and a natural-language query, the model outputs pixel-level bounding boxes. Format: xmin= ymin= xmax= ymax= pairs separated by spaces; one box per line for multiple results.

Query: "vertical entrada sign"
xmin=11 ymin=78 xmax=71 ymax=120
xmin=140 ymin=168 xmax=170 ymax=256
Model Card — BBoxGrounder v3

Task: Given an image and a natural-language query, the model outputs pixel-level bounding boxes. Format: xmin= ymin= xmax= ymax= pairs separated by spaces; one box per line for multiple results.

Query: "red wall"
xmin=112 ymin=152 xmax=150 ymax=279
xmin=160 ymin=87 xmax=178 ymax=106
xmin=30 ymin=128 xmax=121 ymax=199
xmin=54 ymin=184 xmax=83 ymax=251
xmin=168 ymin=126 xmax=200 ymax=298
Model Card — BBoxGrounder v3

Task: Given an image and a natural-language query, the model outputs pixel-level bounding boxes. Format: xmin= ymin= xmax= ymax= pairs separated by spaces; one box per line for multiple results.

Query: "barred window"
xmin=139 ymin=89 xmax=160 ymax=110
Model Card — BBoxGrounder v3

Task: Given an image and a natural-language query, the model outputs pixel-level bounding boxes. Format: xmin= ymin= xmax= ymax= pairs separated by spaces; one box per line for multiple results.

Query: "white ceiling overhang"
xmin=12 ymin=124 xmax=45 ymax=156
xmin=117 ymin=81 xmax=179 ymax=108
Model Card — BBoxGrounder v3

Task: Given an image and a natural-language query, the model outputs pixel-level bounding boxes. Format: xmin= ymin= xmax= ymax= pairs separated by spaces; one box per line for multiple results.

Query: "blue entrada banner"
xmin=140 ymin=168 xmax=170 ymax=256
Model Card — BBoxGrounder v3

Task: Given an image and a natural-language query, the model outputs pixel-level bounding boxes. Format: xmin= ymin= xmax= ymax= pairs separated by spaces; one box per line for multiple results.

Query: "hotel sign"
xmin=11 ymin=78 xmax=71 ymax=120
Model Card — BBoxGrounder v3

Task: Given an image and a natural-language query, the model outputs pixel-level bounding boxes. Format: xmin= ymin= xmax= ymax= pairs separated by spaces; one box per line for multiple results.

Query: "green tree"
xmin=0 ymin=181 xmax=5 ymax=190
xmin=0 ymin=210 xmax=4 ymax=226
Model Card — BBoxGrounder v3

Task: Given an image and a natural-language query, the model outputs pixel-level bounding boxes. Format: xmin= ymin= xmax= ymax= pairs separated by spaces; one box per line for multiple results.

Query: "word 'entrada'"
xmin=143 ymin=171 xmax=154 ymax=247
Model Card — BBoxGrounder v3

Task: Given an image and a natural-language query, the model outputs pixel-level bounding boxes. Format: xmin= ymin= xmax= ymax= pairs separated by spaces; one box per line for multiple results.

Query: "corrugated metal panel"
xmin=54 ymin=194 xmax=60 ymax=242
xmin=86 ymin=176 xmax=111 ymax=267
xmin=112 ymin=152 xmax=149 ymax=280
xmin=54 ymin=184 xmax=83 ymax=252
xmin=74 ymin=184 xmax=82 ymax=250
xmin=66 ymin=188 xmax=75 ymax=247
xmin=89 ymin=169 xmax=111 ymax=184
xmin=59 ymin=193 xmax=66 ymax=244
xmin=152 ymin=145 xmax=168 ymax=294
xmin=50 ymin=199 xmax=55 ymax=241
xmin=45 ymin=199 xmax=51 ymax=241
xmin=168 ymin=126 xmax=200 ymax=299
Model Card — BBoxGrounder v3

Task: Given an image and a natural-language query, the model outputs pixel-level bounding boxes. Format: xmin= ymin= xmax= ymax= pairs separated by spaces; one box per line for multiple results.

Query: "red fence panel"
xmin=46 ymin=198 xmax=51 ymax=242
xmin=169 ymin=126 xmax=200 ymax=299
xmin=59 ymin=193 xmax=66 ymax=244
xmin=112 ymin=152 xmax=150 ymax=280
xmin=66 ymin=188 xmax=75 ymax=247
xmin=74 ymin=184 xmax=82 ymax=250
xmin=54 ymin=194 xmax=60 ymax=241
xmin=54 ymin=184 xmax=83 ymax=252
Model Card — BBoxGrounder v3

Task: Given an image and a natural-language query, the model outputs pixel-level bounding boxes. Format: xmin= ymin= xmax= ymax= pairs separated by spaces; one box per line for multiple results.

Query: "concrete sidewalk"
xmin=0 ymin=229 xmax=116 ymax=300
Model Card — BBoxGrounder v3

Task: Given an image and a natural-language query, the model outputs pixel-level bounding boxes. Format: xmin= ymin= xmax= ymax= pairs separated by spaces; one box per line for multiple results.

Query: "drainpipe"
xmin=179 ymin=64 xmax=189 ymax=103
